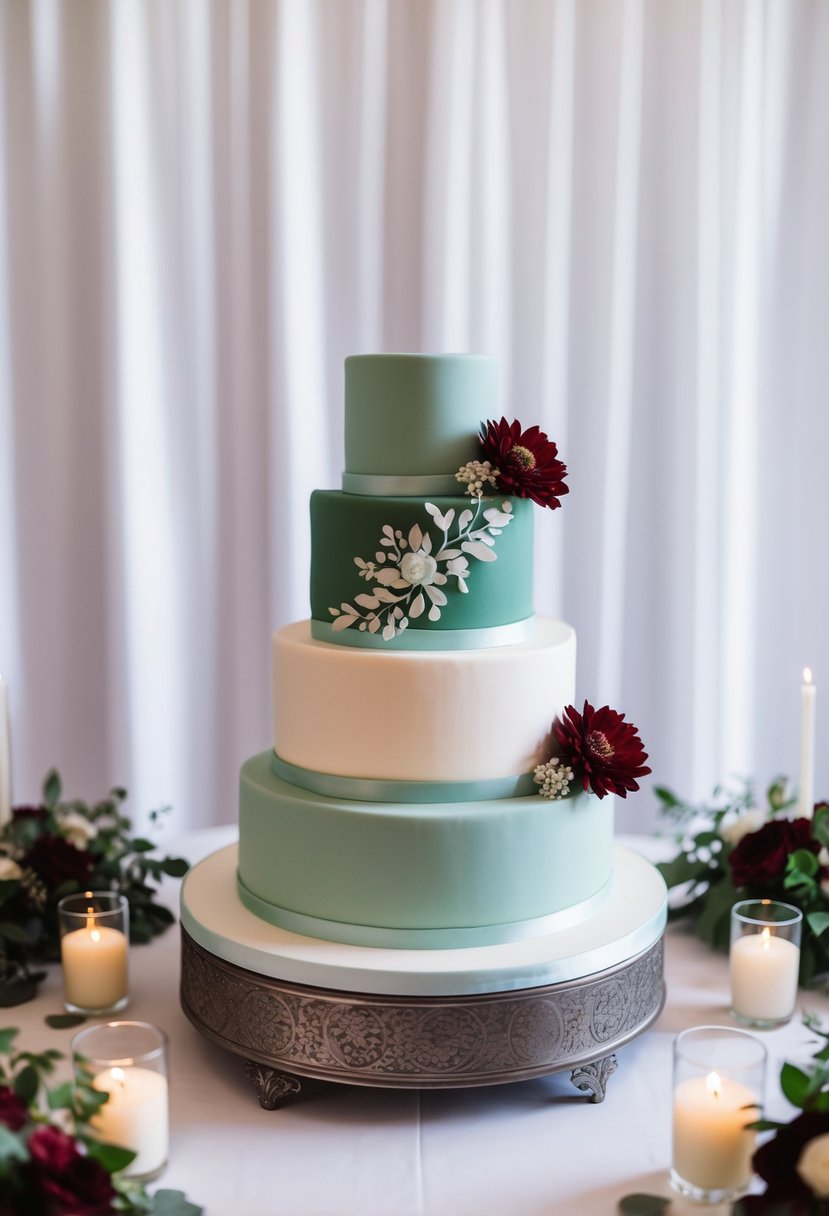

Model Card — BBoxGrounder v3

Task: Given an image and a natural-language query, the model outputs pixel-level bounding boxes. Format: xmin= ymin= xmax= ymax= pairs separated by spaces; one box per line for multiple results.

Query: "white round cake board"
xmin=180 ymin=843 xmax=667 ymax=998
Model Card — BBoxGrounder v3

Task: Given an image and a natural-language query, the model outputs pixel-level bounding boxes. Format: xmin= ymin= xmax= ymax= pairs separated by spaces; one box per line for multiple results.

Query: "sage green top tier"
xmin=344 ymin=354 xmax=495 ymax=476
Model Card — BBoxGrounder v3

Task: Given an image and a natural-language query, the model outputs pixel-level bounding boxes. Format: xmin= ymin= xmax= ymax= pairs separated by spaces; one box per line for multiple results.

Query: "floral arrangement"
xmin=0 ymin=1025 xmax=200 ymax=1215
xmin=620 ymin=1015 xmax=829 ymax=1215
xmin=533 ymin=701 xmax=651 ymax=801
xmin=0 ymin=771 xmax=188 ymax=1006
xmin=329 ymin=501 xmax=515 ymax=640
xmin=656 ymin=778 xmax=829 ymax=987
xmin=456 ymin=417 xmax=569 ymax=509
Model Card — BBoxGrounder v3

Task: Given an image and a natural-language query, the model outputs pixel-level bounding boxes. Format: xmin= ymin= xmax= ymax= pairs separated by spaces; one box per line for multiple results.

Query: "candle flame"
xmin=110 ymin=1067 xmax=126 ymax=1090
xmin=706 ymin=1071 xmax=721 ymax=1099
xmin=90 ymin=928 xmax=101 ymax=943
xmin=805 ymin=667 xmax=813 ymax=685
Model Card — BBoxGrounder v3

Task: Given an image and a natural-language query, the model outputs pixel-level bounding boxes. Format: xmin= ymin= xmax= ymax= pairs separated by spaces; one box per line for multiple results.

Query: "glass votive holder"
xmin=58 ymin=891 xmax=129 ymax=1015
xmin=671 ymin=1025 xmax=766 ymax=1205
xmin=730 ymin=899 xmax=803 ymax=1028
xmin=72 ymin=1020 xmax=169 ymax=1181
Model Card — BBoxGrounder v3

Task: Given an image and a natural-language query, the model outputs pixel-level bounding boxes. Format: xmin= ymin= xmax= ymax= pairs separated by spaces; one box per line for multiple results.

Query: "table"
xmin=10 ymin=829 xmax=829 ymax=1216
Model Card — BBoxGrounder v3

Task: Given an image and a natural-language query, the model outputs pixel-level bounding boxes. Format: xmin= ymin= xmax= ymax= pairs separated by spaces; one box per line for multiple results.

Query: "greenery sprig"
xmin=0 ymin=770 xmax=189 ymax=1006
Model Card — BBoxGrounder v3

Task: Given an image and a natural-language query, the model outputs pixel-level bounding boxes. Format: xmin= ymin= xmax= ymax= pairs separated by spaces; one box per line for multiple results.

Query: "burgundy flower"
xmin=0 ymin=1085 xmax=28 ymax=1131
xmin=12 ymin=805 xmax=48 ymax=822
xmin=23 ymin=835 xmax=94 ymax=891
xmin=479 ymin=418 xmax=569 ymax=509
xmin=27 ymin=1125 xmax=116 ymax=1216
xmin=729 ymin=818 xmax=820 ymax=889
xmin=552 ymin=700 xmax=651 ymax=799
xmin=746 ymin=1111 xmax=829 ymax=1209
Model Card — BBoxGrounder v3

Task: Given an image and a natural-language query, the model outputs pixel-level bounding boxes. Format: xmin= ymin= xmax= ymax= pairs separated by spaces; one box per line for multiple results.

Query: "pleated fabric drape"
xmin=1 ymin=0 xmax=827 ymax=831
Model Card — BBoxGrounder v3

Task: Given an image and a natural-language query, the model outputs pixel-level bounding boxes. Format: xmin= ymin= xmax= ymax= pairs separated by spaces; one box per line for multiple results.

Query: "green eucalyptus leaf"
xmin=43 ymin=769 xmax=61 ymax=808
xmin=161 ymin=857 xmax=188 ymax=878
xmin=0 ymin=1028 xmax=18 ymax=1054
xmin=807 ymin=912 xmax=829 ymax=939
xmin=780 ymin=1062 xmax=811 ymax=1109
xmin=787 ymin=849 xmax=819 ymax=879
xmin=617 ymin=1196 xmax=671 ymax=1215
xmin=0 ymin=1122 xmax=28 ymax=1166
xmin=149 ymin=1190 xmax=204 ymax=1216
xmin=86 ymin=1140 xmax=137 ymax=1172
xmin=47 ymin=1080 xmax=74 ymax=1109
xmin=45 ymin=1013 xmax=87 ymax=1030
xmin=13 ymin=1063 xmax=39 ymax=1104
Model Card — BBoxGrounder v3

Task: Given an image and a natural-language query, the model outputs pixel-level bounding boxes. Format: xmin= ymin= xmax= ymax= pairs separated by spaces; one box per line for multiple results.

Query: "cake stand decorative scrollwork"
xmin=179 ymin=843 xmax=667 ymax=1105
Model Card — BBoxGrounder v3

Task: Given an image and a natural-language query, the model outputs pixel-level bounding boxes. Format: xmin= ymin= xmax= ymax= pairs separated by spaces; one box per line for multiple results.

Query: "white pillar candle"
xmin=673 ymin=1071 xmax=758 ymax=1191
xmin=92 ymin=1065 xmax=169 ymax=1177
xmin=730 ymin=928 xmax=800 ymax=1023
xmin=799 ymin=667 xmax=816 ymax=819
xmin=0 ymin=674 xmax=11 ymax=827
xmin=61 ymin=921 xmax=128 ymax=1011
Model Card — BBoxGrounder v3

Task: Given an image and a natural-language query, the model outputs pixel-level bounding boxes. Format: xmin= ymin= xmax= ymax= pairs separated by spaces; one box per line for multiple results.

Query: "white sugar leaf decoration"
xmin=457 ymin=578 xmax=468 ymax=593
xmin=332 ymin=614 xmax=358 ymax=632
xmin=355 ymin=557 xmax=367 ymax=569
xmin=382 ymin=524 xmax=395 ymax=539
xmin=461 ymin=540 xmax=498 ymax=562
xmin=382 ymin=622 xmax=396 ymax=641
xmin=420 ymin=532 xmax=432 ymax=554
xmin=329 ymin=607 xmax=340 ymax=616
xmin=428 ymin=603 xmax=441 ymax=622
xmin=358 ymin=621 xmax=367 ymax=631
xmin=375 ymin=568 xmax=403 ymax=586
xmin=424 ymin=502 xmax=446 ymax=530
xmin=432 ymin=571 xmax=447 ymax=585
xmin=375 ymin=551 xmax=386 ymax=562
xmin=483 ymin=508 xmax=513 ymax=527
xmin=442 ymin=508 xmax=455 ymax=530
xmin=374 ymin=587 xmax=401 ymax=603
xmin=408 ymin=523 xmax=423 ymax=551
xmin=392 ymin=606 xmax=404 ymax=619
xmin=446 ymin=557 xmax=469 ymax=575
xmin=459 ymin=509 xmax=473 ymax=531
xmin=380 ymin=537 xmax=395 ymax=547
xmin=355 ymin=593 xmax=380 ymax=609
xmin=368 ymin=616 xmax=381 ymax=633
xmin=398 ymin=617 xmax=409 ymax=631
xmin=409 ymin=592 xmax=425 ymax=619
xmin=436 ymin=548 xmax=462 ymax=560
xmin=340 ymin=602 xmax=354 ymax=613
xmin=424 ymin=584 xmax=447 ymax=607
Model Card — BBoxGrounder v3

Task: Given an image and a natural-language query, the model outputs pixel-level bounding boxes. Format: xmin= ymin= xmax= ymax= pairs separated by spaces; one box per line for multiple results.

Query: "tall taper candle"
xmin=799 ymin=668 xmax=816 ymax=819
xmin=0 ymin=675 xmax=10 ymax=827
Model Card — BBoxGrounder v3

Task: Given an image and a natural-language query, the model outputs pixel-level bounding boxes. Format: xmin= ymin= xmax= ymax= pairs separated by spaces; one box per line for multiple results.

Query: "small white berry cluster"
xmin=455 ymin=460 xmax=500 ymax=498
xmin=533 ymin=757 xmax=574 ymax=800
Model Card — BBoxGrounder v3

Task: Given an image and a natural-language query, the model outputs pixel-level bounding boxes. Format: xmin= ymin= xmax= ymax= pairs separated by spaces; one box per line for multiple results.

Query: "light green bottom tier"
xmin=237 ymin=751 xmax=615 ymax=950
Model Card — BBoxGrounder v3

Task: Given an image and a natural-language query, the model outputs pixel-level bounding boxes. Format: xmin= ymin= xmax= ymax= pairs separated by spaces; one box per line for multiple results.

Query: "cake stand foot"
xmin=245 ymin=1061 xmax=302 ymax=1110
xmin=569 ymin=1053 xmax=617 ymax=1103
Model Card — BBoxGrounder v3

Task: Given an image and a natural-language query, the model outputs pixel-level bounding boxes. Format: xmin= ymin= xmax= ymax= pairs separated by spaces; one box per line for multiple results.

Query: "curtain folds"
xmin=1 ymin=0 xmax=827 ymax=831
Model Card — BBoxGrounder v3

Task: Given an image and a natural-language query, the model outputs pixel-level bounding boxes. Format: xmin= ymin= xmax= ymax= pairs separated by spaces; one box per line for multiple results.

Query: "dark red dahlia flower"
xmin=0 ymin=1085 xmax=28 ymax=1131
xmin=27 ymin=1125 xmax=117 ymax=1216
xmin=23 ymin=835 xmax=94 ymax=891
xmin=747 ymin=1110 xmax=829 ymax=1209
xmin=552 ymin=701 xmax=651 ymax=799
xmin=479 ymin=418 xmax=568 ymax=509
xmin=12 ymin=805 xmax=48 ymax=822
xmin=729 ymin=818 xmax=820 ymax=889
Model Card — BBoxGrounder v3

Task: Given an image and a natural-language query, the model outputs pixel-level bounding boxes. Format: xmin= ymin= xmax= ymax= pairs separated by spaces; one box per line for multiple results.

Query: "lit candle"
xmin=0 ymin=674 xmax=10 ymax=827
xmin=730 ymin=926 xmax=800 ymax=1023
xmin=673 ymin=1070 xmax=758 ymax=1192
xmin=60 ymin=908 xmax=128 ymax=1012
xmin=92 ymin=1064 xmax=169 ymax=1178
xmin=799 ymin=667 xmax=816 ymax=819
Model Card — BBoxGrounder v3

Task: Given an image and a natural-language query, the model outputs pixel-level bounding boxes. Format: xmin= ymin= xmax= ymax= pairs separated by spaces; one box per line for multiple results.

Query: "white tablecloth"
xmin=11 ymin=829 xmax=829 ymax=1216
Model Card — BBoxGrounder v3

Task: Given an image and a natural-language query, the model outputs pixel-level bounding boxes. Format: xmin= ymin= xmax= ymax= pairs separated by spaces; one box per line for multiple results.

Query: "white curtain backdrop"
xmin=1 ymin=0 xmax=827 ymax=834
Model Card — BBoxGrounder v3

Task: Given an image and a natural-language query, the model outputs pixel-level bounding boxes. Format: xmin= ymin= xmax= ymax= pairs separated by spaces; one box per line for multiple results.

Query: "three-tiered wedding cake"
xmin=236 ymin=354 xmax=617 ymax=950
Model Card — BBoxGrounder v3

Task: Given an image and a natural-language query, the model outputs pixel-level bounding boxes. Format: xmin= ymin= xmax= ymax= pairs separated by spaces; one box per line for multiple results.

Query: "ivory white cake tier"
xmin=181 ymin=842 xmax=667 ymax=998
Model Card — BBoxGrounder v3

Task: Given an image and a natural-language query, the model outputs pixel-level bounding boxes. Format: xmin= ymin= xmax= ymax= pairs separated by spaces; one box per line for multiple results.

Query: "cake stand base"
xmin=179 ymin=844 xmax=666 ymax=1104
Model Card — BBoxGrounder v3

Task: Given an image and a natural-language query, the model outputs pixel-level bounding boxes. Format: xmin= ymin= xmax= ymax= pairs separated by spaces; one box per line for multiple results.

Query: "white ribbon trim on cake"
xmin=310 ymin=615 xmax=536 ymax=651
xmin=341 ymin=471 xmax=462 ymax=497
xmin=235 ymin=870 xmax=614 ymax=951
xmin=271 ymin=752 xmax=537 ymax=804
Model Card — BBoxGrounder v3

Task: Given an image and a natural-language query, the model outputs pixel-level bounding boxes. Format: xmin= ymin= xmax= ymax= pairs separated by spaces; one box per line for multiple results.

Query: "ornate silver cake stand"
xmin=179 ymin=844 xmax=667 ymax=1107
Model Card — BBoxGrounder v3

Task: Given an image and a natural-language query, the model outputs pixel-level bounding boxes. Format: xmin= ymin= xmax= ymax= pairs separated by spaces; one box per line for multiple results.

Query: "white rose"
xmin=0 ymin=856 xmax=23 ymax=880
xmin=399 ymin=551 xmax=438 ymax=587
xmin=797 ymin=1132 xmax=829 ymax=1197
xmin=56 ymin=809 xmax=98 ymax=848
xmin=719 ymin=809 xmax=766 ymax=846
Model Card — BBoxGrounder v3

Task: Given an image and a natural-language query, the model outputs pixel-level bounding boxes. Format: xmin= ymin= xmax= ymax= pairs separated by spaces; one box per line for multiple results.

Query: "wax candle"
xmin=731 ymin=928 xmax=800 ymax=1023
xmin=0 ymin=674 xmax=10 ymax=827
xmin=60 ymin=915 xmax=128 ymax=1012
xmin=799 ymin=668 xmax=816 ymax=819
xmin=93 ymin=1065 xmax=169 ymax=1178
xmin=673 ymin=1071 xmax=758 ymax=1192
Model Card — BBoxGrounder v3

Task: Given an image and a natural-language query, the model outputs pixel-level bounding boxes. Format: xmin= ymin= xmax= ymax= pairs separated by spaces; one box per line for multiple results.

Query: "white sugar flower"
xmin=57 ymin=808 xmax=98 ymax=848
xmin=798 ymin=1133 xmax=829 ymax=1197
xmin=399 ymin=550 xmax=438 ymax=586
xmin=719 ymin=808 xmax=765 ymax=846
xmin=456 ymin=460 xmax=500 ymax=498
xmin=0 ymin=856 xmax=23 ymax=880
xmin=534 ymin=757 xmax=574 ymax=801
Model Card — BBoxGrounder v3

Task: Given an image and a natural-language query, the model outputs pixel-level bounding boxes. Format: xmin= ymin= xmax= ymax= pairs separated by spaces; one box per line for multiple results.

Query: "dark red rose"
xmin=552 ymin=700 xmax=651 ymax=799
xmin=729 ymin=818 xmax=820 ymax=888
xmin=27 ymin=1125 xmax=116 ymax=1216
xmin=0 ymin=1084 xmax=28 ymax=1131
xmin=23 ymin=836 xmax=93 ymax=891
xmin=12 ymin=805 xmax=48 ymax=822
xmin=479 ymin=418 xmax=569 ymax=509
xmin=747 ymin=1110 xmax=829 ymax=1209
